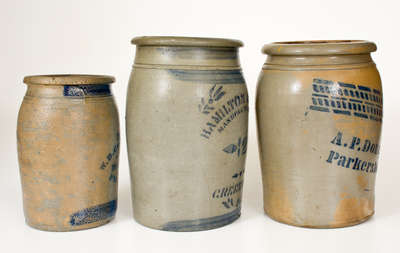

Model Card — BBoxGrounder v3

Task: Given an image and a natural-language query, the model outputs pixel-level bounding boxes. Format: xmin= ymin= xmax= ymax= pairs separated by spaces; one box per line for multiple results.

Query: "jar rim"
xmin=23 ymin=74 xmax=115 ymax=85
xmin=131 ymin=36 xmax=243 ymax=48
xmin=262 ymin=40 xmax=377 ymax=56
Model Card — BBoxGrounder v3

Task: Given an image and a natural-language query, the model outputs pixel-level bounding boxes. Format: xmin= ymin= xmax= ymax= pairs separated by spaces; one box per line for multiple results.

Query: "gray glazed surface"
xmin=256 ymin=41 xmax=382 ymax=228
xmin=18 ymin=75 xmax=119 ymax=231
xmin=126 ymin=37 xmax=248 ymax=231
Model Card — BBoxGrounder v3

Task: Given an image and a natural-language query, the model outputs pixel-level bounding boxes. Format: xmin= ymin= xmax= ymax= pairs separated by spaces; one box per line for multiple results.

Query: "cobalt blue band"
xmin=63 ymin=84 xmax=111 ymax=97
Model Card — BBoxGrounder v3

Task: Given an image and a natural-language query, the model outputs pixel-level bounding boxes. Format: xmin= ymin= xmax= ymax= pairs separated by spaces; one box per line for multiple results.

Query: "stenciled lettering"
xmin=212 ymin=181 xmax=243 ymax=199
xmin=200 ymin=93 xmax=249 ymax=139
xmin=326 ymin=150 xmax=377 ymax=173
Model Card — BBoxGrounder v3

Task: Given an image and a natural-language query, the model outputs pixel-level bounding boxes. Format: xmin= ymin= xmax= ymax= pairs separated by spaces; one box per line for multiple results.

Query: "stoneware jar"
xmin=17 ymin=75 xmax=120 ymax=231
xmin=256 ymin=40 xmax=382 ymax=228
xmin=126 ymin=36 xmax=248 ymax=231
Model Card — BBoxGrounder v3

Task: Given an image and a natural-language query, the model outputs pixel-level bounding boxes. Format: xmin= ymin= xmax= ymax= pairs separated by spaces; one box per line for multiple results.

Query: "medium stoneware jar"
xmin=256 ymin=40 xmax=382 ymax=228
xmin=126 ymin=36 xmax=248 ymax=231
xmin=17 ymin=75 xmax=120 ymax=231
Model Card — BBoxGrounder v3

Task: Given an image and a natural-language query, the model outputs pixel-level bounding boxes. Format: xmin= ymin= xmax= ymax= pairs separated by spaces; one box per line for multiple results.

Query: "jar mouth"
xmin=23 ymin=74 xmax=115 ymax=85
xmin=262 ymin=40 xmax=377 ymax=56
xmin=131 ymin=36 xmax=243 ymax=48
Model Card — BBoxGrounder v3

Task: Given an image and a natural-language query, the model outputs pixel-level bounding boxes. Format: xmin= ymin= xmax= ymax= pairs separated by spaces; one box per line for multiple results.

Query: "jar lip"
xmin=262 ymin=40 xmax=377 ymax=56
xmin=131 ymin=36 xmax=243 ymax=48
xmin=23 ymin=74 xmax=115 ymax=85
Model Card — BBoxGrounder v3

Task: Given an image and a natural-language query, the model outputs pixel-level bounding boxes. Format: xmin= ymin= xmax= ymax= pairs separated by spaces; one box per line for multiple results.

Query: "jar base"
xmin=134 ymin=208 xmax=241 ymax=232
xmin=264 ymin=211 xmax=374 ymax=229
xmin=25 ymin=216 xmax=115 ymax=232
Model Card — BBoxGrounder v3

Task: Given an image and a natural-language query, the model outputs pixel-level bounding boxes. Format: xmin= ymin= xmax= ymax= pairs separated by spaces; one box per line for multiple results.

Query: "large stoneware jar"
xmin=126 ymin=36 xmax=248 ymax=231
xmin=256 ymin=41 xmax=382 ymax=228
xmin=18 ymin=75 xmax=120 ymax=231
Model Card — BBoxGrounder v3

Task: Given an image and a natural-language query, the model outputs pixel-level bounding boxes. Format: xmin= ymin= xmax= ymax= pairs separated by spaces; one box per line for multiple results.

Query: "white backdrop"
xmin=1 ymin=1 xmax=399 ymax=252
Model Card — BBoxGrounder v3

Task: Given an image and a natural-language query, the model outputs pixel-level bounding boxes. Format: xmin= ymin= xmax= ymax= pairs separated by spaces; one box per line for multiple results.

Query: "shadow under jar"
xmin=126 ymin=36 xmax=249 ymax=231
xmin=17 ymin=75 xmax=120 ymax=231
xmin=256 ymin=40 xmax=383 ymax=228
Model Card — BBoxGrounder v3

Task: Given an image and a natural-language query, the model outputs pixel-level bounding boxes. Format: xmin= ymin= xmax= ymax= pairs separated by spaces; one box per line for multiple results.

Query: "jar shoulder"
xmin=256 ymin=65 xmax=382 ymax=94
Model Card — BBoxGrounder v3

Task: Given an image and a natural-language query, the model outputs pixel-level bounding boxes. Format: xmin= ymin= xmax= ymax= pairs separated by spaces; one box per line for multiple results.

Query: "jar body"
xmin=126 ymin=44 xmax=248 ymax=231
xmin=256 ymin=54 xmax=382 ymax=228
xmin=17 ymin=83 xmax=119 ymax=231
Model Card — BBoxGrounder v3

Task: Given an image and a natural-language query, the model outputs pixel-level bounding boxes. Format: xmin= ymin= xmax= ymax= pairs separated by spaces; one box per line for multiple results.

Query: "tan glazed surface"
xmin=126 ymin=37 xmax=248 ymax=231
xmin=17 ymin=75 xmax=120 ymax=231
xmin=256 ymin=41 xmax=382 ymax=228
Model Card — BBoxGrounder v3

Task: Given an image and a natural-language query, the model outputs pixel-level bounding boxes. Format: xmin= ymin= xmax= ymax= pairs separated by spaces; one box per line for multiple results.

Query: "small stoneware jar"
xmin=256 ymin=40 xmax=382 ymax=228
xmin=126 ymin=36 xmax=248 ymax=231
xmin=17 ymin=75 xmax=120 ymax=231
